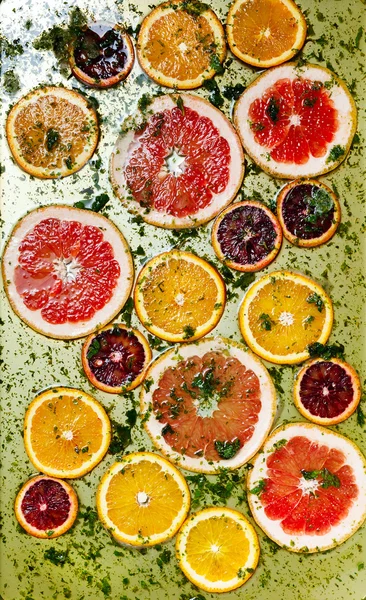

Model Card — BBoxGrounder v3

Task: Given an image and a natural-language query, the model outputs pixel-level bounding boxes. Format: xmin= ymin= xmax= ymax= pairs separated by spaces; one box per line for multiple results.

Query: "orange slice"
xmin=137 ymin=0 xmax=226 ymax=89
xmin=176 ymin=507 xmax=260 ymax=592
xmin=239 ymin=271 xmax=333 ymax=364
xmin=293 ymin=358 xmax=361 ymax=425
xmin=24 ymin=387 xmax=111 ymax=478
xmin=97 ymin=452 xmax=190 ymax=546
xmin=6 ymin=86 xmax=99 ymax=178
xmin=134 ymin=250 xmax=226 ymax=342
xmin=226 ymin=0 xmax=307 ymax=68
xmin=14 ymin=475 xmax=78 ymax=538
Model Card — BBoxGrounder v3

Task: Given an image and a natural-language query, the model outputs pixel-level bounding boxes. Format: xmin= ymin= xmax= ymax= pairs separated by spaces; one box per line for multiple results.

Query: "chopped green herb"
xmin=214 ymin=438 xmax=240 ymax=459
xmin=326 ymin=145 xmax=345 ymax=163
xmin=357 ymin=403 xmax=365 ymax=428
xmin=46 ymin=128 xmax=60 ymax=152
xmin=181 ymin=0 xmax=209 ymax=16
xmin=306 ymin=292 xmax=324 ymax=312
xmin=301 ymin=468 xmax=340 ymax=489
xmin=307 ymin=342 xmax=345 ymax=360
xmin=259 ymin=313 xmax=274 ymax=330
xmin=191 ymin=367 xmax=219 ymax=400
xmin=157 ymin=548 xmax=171 ymax=568
xmin=182 ymin=325 xmax=196 ymax=339
xmin=249 ymin=479 xmax=266 ymax=496
xmin=175 ymin=95 xmax=185 ymax=114
xmin=355 ymin=26 xmax=363 ymax=49
xmin=222 ymin=83 xmax=245 ymax=100
xmin=44 ymin=547 xmax=69 ymax=566
xmin=138 ymin=93 xmax=153 ymax=112
xmin=120 ymin=297 xmax=134 ymax=327
xmin=86 ymin=338 xmax=101 ymax=359
xmin=209 ymin=53 xmax=224 ymax=74
xmin=266 ymin=96 xmax=280 ymax=122
xmin=109 ymin=409 xmax=137 ymax=455
xmin=202 ymin=78 xmax=224 ymax=107
xmin=3 ymin=70 xmax=20 ymax=93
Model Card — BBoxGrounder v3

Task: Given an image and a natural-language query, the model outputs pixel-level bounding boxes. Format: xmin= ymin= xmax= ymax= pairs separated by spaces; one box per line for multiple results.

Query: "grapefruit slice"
xmin=2 ymin=205 xmax=134 ymax=339
xmin=134 ymin=250 xmax=226 ymax=343
xmin=69 ymin=22 xmax=134 ymax=88
xmin=239 ymin=271 xmax=333 ymax=364
xmin=277 ymin=179 xmax=341 ymax=247
xmin=247 ymin=423 xmax=366 ymax=552
xmin=140 ymin=337 xmax=276 ymax=473
xmin=110 ymin=93 xmax=244 ymax=228
xmin=6 ymin=86 xmax=99 ymax=178
xmin=234 ymin=64 xmax=357 ymax=178
xmin=293 ymin=358 xmax=361 ymax=425
xmin=176 ymin=507 xmax=260 ymax=593
xmin=137 ymin=0 xmax=226 ymax=89
xmin=14 ymin=475 xmax=78 ymax=538
xmin=82 ymin=324 xmax=152 ymax=393
xmin=227 ymin=0 xmax=307 ymax=68
xmin=211 ymin=200 xmax=282 ymax=271
xmin=97 ymin=452 xmax=190 ymax=547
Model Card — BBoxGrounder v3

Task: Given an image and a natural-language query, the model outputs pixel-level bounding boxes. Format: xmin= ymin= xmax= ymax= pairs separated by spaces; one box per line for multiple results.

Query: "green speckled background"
xmin=0 ymin=0 xmax=365 ymax=598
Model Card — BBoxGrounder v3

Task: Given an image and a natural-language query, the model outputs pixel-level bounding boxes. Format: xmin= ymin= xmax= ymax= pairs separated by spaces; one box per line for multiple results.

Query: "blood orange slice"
xmin=140 ymin=337 xmax=276 ymax=473
xmin=277 ymin=179 xmax=341 ymax=247
xmin=211 ymin=200 xmax=282 ymax=271
xmin=14 ymin=475 xmax=78 ymax=538
xmin=247 ymin=423 xmax=366 ymax=552
xmin=293 ymin=358 xmax=361 ymax=425
xmin=2 ymin=206 xmax=134 ymax=339
xmin=110 ymin=94 xmax=244 ymax=228
xmin=234 ymin=64 xmax=357 ymax=178
xmin=82 ymin=324 xmax=152 ymax=393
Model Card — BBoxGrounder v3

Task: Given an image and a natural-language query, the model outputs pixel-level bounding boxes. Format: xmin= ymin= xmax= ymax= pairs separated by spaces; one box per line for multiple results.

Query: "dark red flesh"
xmin=217 ymin=204 xmax=278 ymax=265
xmin=21 ymin=479 xmax=71 ymax=530
xmin=74 ymin=24 xmax=129 ymax=80
xmin=87 ymin=328 xmax=146 ymax=388
xmin=281 ymin=184 xmax=335 ymax=240
xmin=299 ymin=361 xmax=354 ymax=419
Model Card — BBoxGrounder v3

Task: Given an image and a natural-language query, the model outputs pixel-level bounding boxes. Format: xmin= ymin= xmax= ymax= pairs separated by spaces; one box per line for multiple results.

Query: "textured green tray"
xmin=0 ymin=0 xmax=365 ymax=598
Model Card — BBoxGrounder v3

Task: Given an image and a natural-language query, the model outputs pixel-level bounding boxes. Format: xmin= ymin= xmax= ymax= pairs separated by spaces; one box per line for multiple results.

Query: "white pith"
xmin=279 ymin=311 xmax=294 ymax=326
xmin=110 ymin=94 xmax=244 ymax=229
xmin=2 ymin=206 xmax=134 ymax=339
xmin=247 ymin=423 xmax=366 ymax=552
xmin=234 ymin=64 xmax=357 ymax=178
xmin=140 ymin=337 xmax=276 ymax=473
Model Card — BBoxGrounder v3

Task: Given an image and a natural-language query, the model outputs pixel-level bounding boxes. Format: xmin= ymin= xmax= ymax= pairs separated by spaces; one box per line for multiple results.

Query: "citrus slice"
xmin=110 ymin=93 xmax=244 ymax=228
xmin=97 ymin=452 xmax=190 ymax=547
xmin=82 ymin=324 xmax=152 ymax=393
xmin=134 ymin=250 xmax=226 ymax=342
xmin=277 ymin=179 xmax=341 ymax=247
xmin=2 ymin=205 xmax=134 ymax=339
xmin=14 ymin=475 xmax=78 ymax=538
xmin=6 ymin=86 xmax=99 ymax=178
xmin=234 ymin=64 xmax=357 ymax=178
xmin=239 ymin=271 xmax=333 ymax=364
xmin=24 ymin=387 xmax=111 ymax=478
xmin=137 ymin=0 xmax=226 ymax=89
xmin=176 ymin=507 xmax=260 ymax=593
xmin=140 ymin=337 xmax=276 ymax=473
xmin=211 ymin=200 xmax=282 ymax=271
xmin=227 ymin=0 xmax=307 ymax=68
xmin=247 ymin=422 xmax=366 ymax=552
xmin=293 ymin=358 xmax=361 ymax=425
xmin=69 ymin=22 xmax=134 ymax=88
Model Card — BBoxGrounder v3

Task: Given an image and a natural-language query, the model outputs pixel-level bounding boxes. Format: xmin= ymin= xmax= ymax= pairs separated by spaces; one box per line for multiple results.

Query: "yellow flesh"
xmin=105 ymin=461 xmax=185 ymax=537
xmin=185 ymin=516 xmax=251 ymax=581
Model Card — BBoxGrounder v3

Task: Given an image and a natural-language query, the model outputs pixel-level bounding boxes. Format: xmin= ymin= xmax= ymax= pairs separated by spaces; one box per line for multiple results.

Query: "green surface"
xmin=0 ymin=0 xmax=365 ymax=599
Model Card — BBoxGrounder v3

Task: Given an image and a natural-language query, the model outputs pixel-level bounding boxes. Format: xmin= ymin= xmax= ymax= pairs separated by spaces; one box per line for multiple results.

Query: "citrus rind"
xmin=96 ymin=452 xmax=190 ymax=547
xmin=140 ymin=336 xmax=277 ymax=473
xmin=247 ymin=422 xmax=366 ymax=552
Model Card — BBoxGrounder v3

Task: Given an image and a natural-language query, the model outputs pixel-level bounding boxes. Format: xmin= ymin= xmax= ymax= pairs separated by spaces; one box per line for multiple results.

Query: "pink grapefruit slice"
xmin=140 ymin=336 xmax=276 ymax=473
xmin=247 ymin=422 xmax=366 ymax=552
xmin=234 ymin=63 xmax=357 ymax=178
xmin=2 ymin=206 xmax=134 ymax=339
xmin=110 ymin=94 xmax=244 ymax=228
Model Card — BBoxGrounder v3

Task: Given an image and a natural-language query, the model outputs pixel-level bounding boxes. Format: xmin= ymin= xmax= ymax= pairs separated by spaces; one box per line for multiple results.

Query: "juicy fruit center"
xmin=281 ymin=184 xmax=335 ymax=240
xmin=299 ymin=361 xmax=355 ymax=419
xmin=53 ymin=256 xmax=82 ymax=283
xmin=74 ymin=25 xmax=130 ymax=80
xmin=136 ymin=491 xmax=150 ymax=506
xmin=21 ymin=479 xmax=71 ymax=530
xmin=164 ymin=147 xmax=186 ymax=176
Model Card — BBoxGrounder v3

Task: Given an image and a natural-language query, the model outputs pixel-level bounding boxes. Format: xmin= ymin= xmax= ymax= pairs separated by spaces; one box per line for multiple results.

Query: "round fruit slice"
xmin=293 ymin=358 xmax=361 ymax=425
xmin=247 ymin=423 xmax=366 ymax=552
xmin=134 ymin=250 xmax=226 ymax=342
xmin=24 ymin=387 xmax=111 ymax=479
xmin=69 ymin=22 xmax=134 ymax=88
xmin=176 ymin=507 xmax=259 ymax=593
xmin=14 ymin=475 xmax=78 ymax=538
xmin=140 ymin=337 xmax=276 ymax=473
xmin=137 ymin=0 xmax=226 ymax=89
xmin=2 ymin=205 xmax=134 ymax=339
xmin=211 ymin=200 xmax=282 ymax=271
xmin=234 ymin=64 xmax=357 ymax=178
xmin=239 ymin=271 xmax=333 ymax=364
xmin=82 ymin=324 xmax=152 ymax=393
xmin=97 ymin=452 xmax=190 ymax=546
xmin=6 ymin=86 xmax=99 ymax=178
xmin=277 ymin=179 xmax=341 ymax=247
xmin=110 ymin=93 xmax=244 ymax=228
xmin=227 ymin=0 xmax=307 ymax=68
